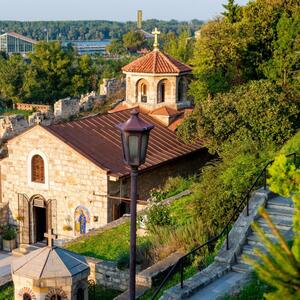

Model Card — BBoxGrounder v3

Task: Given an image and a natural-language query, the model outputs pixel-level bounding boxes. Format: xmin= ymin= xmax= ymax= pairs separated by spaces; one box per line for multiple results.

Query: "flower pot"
xmin=3 ymin=239 xmax=16 ymax=252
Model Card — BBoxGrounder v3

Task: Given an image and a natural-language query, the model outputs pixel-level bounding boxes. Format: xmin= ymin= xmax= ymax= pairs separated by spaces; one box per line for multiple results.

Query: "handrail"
xmin=151 ymin=152 xmax=298 ymax=299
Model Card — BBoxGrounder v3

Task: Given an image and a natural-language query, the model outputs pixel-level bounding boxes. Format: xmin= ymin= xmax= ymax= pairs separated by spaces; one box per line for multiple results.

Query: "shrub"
xmin=2 ymin=225 xmax=17 ymax=240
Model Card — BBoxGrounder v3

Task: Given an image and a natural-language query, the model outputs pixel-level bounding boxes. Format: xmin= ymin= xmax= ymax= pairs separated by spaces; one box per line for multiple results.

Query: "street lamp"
xmin=116 ymin=109 xmax=154 ymax=300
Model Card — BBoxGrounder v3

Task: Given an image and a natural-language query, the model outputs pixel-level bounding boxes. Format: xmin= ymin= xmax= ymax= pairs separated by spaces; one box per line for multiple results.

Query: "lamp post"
xmin=117 ymin=109 xmax=154 ymax=300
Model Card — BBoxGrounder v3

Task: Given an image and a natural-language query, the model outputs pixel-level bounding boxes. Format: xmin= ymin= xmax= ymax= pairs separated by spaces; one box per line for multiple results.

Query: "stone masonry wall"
xmin=0 ymin=125 xmax=108 ymax=242
xmin=54 ymin=97 xmax=80 ymax=119
xmin=88 ymin=258 xmax=129 ymax=291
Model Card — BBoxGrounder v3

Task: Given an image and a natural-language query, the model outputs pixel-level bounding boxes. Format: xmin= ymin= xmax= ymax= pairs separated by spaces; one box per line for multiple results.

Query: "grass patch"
xmin=89 ymin=285 xmax=122 ymax=300
xmin=0 ymin=282 xmax=14 ymax=300
xmin=65 ymin=222 xmax=150 ymax=262
xmin=169 ymin=195 xmax=195 ymax=226
xmin=220 ymin=273 xmax=273 ymax=300
xmin=0 ymin=108 xmax=34 ymax=119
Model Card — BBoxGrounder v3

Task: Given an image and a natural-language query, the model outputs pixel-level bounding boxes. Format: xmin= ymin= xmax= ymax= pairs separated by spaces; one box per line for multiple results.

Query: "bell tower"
xmin=122 ymin=28 xmax=192 ymax=111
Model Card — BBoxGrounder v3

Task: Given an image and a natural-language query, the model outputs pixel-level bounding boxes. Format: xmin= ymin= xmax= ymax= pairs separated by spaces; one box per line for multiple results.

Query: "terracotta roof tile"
xmin=44 ymin=109 xmax=203 ymax=177
xmin=150 ymin=106 xmax=180 ymax=117
xmin=122 ymin=50 xmax=192 ymax=74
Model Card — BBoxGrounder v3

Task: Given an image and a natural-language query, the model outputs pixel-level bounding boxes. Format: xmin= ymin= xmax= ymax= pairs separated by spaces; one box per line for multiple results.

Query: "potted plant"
xmin=2 ymin=226 xmax=17 ymax=252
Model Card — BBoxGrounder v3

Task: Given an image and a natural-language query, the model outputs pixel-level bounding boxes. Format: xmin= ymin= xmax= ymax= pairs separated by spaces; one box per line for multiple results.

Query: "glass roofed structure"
xmin=0 ymin=32 xmax=36 ymax=55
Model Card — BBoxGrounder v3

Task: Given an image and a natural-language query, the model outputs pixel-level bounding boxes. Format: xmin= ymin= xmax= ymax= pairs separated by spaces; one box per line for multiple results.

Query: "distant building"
xmin=0 ymin=32 xmax=36 ymax=55
xmin=62 ymin=40 xmax=111 ymax=55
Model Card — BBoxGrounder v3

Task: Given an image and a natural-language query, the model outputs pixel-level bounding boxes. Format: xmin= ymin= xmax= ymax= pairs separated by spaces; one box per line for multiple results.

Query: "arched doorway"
xmin=30 ymin=195 xmax=47 ymax=243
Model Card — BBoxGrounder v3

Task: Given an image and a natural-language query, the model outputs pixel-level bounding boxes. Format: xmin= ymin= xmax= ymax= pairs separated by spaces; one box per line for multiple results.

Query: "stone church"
xmin=0 ymin=31 xmax=210 ymax=245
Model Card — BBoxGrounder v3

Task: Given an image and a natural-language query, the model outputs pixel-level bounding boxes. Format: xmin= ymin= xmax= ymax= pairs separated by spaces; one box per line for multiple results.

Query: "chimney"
xmin=137 ymin=10 xmax=142 ymax=30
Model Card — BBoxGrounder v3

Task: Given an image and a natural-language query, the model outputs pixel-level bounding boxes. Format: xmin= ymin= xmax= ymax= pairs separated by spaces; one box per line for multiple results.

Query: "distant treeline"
xmin=0 ymin=19 xmax=203 ymax=41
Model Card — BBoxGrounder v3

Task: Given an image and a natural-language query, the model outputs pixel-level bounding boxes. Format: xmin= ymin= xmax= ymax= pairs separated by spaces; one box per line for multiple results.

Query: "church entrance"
xmin=33 ymin=206 xmax=47 ymax=242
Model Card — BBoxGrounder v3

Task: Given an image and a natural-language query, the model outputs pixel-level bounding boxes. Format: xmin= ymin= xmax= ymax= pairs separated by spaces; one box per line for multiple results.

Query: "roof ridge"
xmin=159 ymin=51 xmax=181 ymax=73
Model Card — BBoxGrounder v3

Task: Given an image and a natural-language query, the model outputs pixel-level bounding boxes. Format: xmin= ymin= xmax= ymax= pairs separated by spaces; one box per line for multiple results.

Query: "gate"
xmin=17 ymin=193 xmax=30 ymax=244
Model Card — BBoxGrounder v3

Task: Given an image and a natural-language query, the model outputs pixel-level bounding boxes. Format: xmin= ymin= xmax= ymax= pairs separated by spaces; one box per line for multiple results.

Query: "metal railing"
xmin=151 ymin=152 xmax=299 ymax=299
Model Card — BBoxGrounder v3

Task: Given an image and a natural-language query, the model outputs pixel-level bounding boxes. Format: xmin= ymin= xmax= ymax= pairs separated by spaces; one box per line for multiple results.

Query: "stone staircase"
xmin=232 ymin=194 xmax=294 ymax=274
xmin=163 ymin=189 xmax=294 ymax=300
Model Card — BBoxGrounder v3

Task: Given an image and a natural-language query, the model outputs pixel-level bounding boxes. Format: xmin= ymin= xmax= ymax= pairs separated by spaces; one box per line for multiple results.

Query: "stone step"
xmin=265 ymin=207 xmax=294 ymax=219
xmin=268 ymin=196 xmax=293 ymax=208
xmin=241 ymin=244 xmax=267 ymax=257
xmin=247 ymin=234 xmax=273 ymax=247
xmin=267 ymin=203 xmax=294 ymax=214
xmin=257 ymin=218 xmax=292 ymax=231
xmin=237 ymin=252 xmax=259 ymax=264
xmin=232 ymin=263 xmax=252 ymax=273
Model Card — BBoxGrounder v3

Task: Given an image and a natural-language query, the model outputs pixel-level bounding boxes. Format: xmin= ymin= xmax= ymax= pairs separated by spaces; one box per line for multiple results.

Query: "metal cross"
xmin=152 ymin=27 xmax=161 ymax=49
xmin=44 ymin=229 xmax=57 ymax=247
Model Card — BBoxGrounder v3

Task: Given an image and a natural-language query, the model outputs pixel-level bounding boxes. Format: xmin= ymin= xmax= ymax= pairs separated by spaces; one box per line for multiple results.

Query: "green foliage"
xmin=192 ymin=139 xmax=276 ymax=234
xmin=122 ymin=30 xmax=146 ymax=53
xmin=222 ymin=0 xmax=240 ymax=23
xmin=2 ymin=225 xmax=17 ymax=240
xmin=0 ymin=283 xmax=13 ymax=300
xmin=262 ymin=11 xmax=300 ymax=86
xmin=0 ymin=54 xmax=27 ymax=104
xmin=65 ymin=222 xmax=149 ymax=261
xmin=88 ymin=284 xmax=121 ymax=300
xmin=106 ymin=39 xmax=126 ymax=55
xmin=0 ymin=20 xmax=203 ymax=41
xmin=268 ymin=154 xmax=300 ymax=261
xmin=162 ymin=31 xmax=194 ymax=63
xmin=186 ymin=80 xmax=298 ymax=153
xmin=146 ymin=200 xmax=173 ymax=229
xmin=279 ymin=131 xmax=300 ymax=155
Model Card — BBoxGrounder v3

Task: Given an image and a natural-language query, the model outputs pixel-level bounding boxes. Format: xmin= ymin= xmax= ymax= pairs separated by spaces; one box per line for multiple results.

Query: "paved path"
xmin=188 ymin=271 xmax=248 ymax=300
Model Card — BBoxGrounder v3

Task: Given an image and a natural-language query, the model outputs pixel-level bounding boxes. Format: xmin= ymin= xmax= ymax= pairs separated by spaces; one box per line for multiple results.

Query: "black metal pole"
xmin=130 ymin=166 xmax=138 ymax=300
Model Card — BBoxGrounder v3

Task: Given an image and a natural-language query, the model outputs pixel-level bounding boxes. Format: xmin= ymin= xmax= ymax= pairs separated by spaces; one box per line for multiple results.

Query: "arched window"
xmin=141 ymin=83 xmax=147 ymax=103
xmin=31 ymin=155 xmax=45 ymax=183
xmin=178 ymin=78 xmax=186 ymax=102
xmin=158 ymin=79 xmax=168 ymax=103
xmin=77 ymin=288 xmax=84 ymax=300
xmin=23 ymin=294 xmax=32 ymax=300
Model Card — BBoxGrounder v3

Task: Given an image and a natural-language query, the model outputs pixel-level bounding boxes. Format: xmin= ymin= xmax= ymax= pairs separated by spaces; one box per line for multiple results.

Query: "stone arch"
xmin=177 ymin=77 xmax=188 ymax=102
xmin=18 ymin=287 xmax=36 ymax=300
xmin=136 ymin=78 xmax=149 ymax=103
xmin=157 ymin=79 xmax=171 ymax=103
xmin=45 ymin=288 xmax=68 ymax=300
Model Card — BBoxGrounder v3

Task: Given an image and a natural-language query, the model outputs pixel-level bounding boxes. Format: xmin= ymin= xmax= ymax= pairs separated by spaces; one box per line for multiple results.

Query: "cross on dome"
xmin=152 ymin=27 xmax=161 ymax=50
xmin=44 ymin=228 xmax=57 ymax=247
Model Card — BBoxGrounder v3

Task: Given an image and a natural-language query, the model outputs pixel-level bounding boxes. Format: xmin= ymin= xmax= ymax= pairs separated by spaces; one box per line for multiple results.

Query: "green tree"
xmin=23 ymin=41 xmax=76 ymax=103
xmin=222 ymin=0 xmax=240 ymax=23
xmin=0 ymin=54 xmax=27 ymax=104
xmin=178 ymin=80 xmax=299 ymax=152
xmin=106 ymin=38 xmax=126 ymax=55
xmin=162 ymin=31 xmax=194 ymax=63
xmin=122 ymin=30 xmax=146 ymax=53
xmin=263 ymin=11 xmax=300 ymax=87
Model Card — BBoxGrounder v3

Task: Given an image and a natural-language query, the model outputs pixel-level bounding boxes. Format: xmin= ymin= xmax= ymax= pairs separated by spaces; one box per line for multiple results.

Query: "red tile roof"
xmin=122 ymin=50 xmax=192 ymax=74
xmin=150 ymin=106 xmax=180 ymax=117
xmin=44 ymin=109 xmax=203 ymax=177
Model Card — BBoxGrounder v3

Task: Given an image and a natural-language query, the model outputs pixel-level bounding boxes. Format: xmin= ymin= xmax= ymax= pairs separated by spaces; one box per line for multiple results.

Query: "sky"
xmin=0 ymin=0 xmax=249 ymax=22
